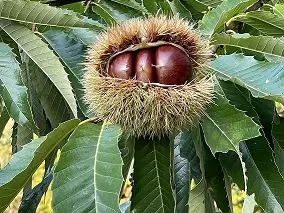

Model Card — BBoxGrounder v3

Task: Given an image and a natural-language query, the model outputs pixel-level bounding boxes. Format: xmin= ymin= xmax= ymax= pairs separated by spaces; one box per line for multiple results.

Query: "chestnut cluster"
xmin=108 ymin=45 xmax=193 ymax=85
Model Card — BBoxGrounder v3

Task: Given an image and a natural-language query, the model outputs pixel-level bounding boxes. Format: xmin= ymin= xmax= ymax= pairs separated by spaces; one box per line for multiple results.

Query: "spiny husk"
xmin=84 ymin=15 xmax=214 ymax=138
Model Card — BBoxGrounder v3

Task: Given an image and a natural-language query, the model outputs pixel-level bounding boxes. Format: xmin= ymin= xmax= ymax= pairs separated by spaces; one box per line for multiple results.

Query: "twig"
xmin=246 ymin=0 xmax=270 ymax=12
xmin=43 ymin=0 xmax=84 ymax=6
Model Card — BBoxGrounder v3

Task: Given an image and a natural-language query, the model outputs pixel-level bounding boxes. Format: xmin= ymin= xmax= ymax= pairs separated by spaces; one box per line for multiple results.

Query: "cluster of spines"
xmin=84 ymin=15 xmax=214 ymax=138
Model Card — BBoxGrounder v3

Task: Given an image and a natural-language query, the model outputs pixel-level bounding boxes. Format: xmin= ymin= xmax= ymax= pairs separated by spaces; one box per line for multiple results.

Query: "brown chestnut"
xmin=135 ymin=49 xmax=155 ymax=83
xmin=155 ymin=45 xmax=193 ymax=85
xmin=108 ymin=52 xmax=135 ymax=79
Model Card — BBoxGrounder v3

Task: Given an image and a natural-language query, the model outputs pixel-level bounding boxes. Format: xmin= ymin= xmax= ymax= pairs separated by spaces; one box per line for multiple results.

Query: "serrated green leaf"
xmin=0 ymin=119 xmax=80 ymax=213
xmin=0 ymin=42 xmax=36 ymax=131
xmin=190 ymin=126 xmax=215 ymax=213
xmin=204 ymin=143 xmax=231 ymax=213
xmin=142 ymin=0 xmax=158 ymax=14
xmin=272 ymin=116 xmax=284 ymax=177
xmin=201 ymin=94 xmax=260 ymax=154
xmin=209 ymin=54 xmax=284 ymax=104
xmin=167 ymin=0 xmax=192 ymax=20
xmin=93 ymin=0 xmax=143 ymax=25
xmin=52 ymin=122 xmax=123 ymax=213
xmin=179 ymin=131 xmax=202 ymax=183
xmin=211 ymin=33 xmax=284 ymax=59
xmin=118 ymin=133 xmax=134 ymax=180
xmin=0 ymin=106 xmax=9 ymax=138
xmin=131 ymin=137 xmax=174 ymax=213
xmin=182 ymin=0 xmax=208 ymax=12
xmin=240 ymin=137 xmax=284 ymax=213
xmin=16 ymin=125 xmax=33 ymax=151
xmin=188 ymin=179 xmax=215 ymax=213
xmin=275 ymin=3 xmax=284 ymax=17
xmin=235 ymin=11 xmax=284 ymax=36
xmin=157 ymin=0 xmax=173 ymax=15
xmin=173 ymin=132 xmax=195 ymax=213
xmin=0 ymin=21 xmax=77 ymax=117
xmin=251 ymin=98 xmax=275 ymax=143
xmin=218 ymin=80 xmax=258 ymax=119
xmin=0 ymin=0 xmax=104 ymax=29
xmin=20 ymin=53 xmax=49 ymax=135
xmin=27 ymin=59 xmax=74 ymax=129
xmin=71 ymin=27 xmax=98 ymax=46
xmin=42 ymin=30 xmax=92 ymax=117
xmin=110 ymin=0 xmax=148 ymax=14
xmin=199 ymin=0 xmax=257 ymax=36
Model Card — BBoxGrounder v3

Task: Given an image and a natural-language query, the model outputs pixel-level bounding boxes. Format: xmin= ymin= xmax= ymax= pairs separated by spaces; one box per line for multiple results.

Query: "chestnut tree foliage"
xmin=0 ymin=0 xmax=284 ymax=213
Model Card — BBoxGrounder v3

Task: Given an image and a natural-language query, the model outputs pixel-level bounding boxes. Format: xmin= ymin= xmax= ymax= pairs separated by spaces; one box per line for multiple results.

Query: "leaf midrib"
xmin=237 ymin=12 xmax=284 ymax=32
xmin=243 ymin=143 xmax=284 ymax=211
xmin=213 ymin=35 xmax=284 ymax=58
xmin=206 ymin=63 xmax=267 ymax=97
xmin=0 ymin=122 xmax=77 ymax=212
xmin=204 ymin=113 xmax=237 ymax=153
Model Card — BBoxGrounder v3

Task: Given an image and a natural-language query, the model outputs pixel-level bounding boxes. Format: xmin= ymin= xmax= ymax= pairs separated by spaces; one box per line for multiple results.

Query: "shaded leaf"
xmin=0 ymin=20 xmax=77 ymax=117
xmin=240 ymin=137 xmax=284 ymax=213
xmin=173 ymin=132 xmax=195 ymax=213
xmin=0 ymin=42 xmax=36 ymax=131
xmin=20 ymin=53 xmax=49 ymax=135
xmin=209 ymin=54 xmax=284 ymax=104
xmin=118 ymin=133 xmax=134 ymax=180
xmin=26 ymin=58 xmax=73 ymax=128
xmin=201 ymin=94 xmax=260 ymax=154
xmin=187 ymin=0 xmax=222 ymax=8
xmin=251 ymin=98 xmax=275 ymax=143
xmin=0 ymin=119 xmax=80 ymax=213
xmin=42 ymin=30 xmax=92 ymax=117
xmin=199 ymin=0 xmax=257 ymax=36
xmin=16 ymin=125 xmax=33 ymax=151
xmin=52 ymin=122 xmax=123 ymax=213
xmin=110 ymin=0 xmax=148 ymax=14
xmin=0 ymin=106 xmax=10 ymax=138
xmin=204 ymin=146 xmax=231 ymax=213
xmin=219 ymin=151 xmax=245 ymax=190
xmin=168 ymin=0 xmax=192 ymax=20
xmin=190 ymin=126 xmax=215 ymax=213
xmin=235 ymin=11 xmax=284 ymax=36
xmin=142 ymin=0 xmax=158 ymax=14
xmin=92 ymin=0 xmax=143 ymax=24
xmin=18 ymin=171 xmax=53 ymax=213
xmin=0 ymin=0 xmax=104 ymax=29
xmin=272 ymin=116 xmax=284 ymax=177
xmin=131 ymin=137 xmax=175 ymax=213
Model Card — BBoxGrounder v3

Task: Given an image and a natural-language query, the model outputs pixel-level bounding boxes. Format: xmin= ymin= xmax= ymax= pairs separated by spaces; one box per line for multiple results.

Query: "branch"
xmin=43 ymin=0 xmax=88 ymax=6
xmin=246 ymin=0 xmax=270 ymax=12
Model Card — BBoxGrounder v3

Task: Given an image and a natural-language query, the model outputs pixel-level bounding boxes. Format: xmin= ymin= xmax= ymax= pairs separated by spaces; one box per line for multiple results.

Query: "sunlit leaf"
xmin=0 ymin=119 xmax=80 ymax=213
xmin=52 ymin=122 xmax=123 ymax=213
xmin=0 ymin=0 xmax=104 ymax=29
xmin=235 ymin=11 xmax=284 ymax=36
xmin=209 ymin=54 xmax=284 ymax=105
xmin=200 ymin=0 xmax=257 ymax=36
xmin=0 ymin=21 xmax=77 ymax=117
xmin=0 ymin=42 xmax=36 ymax=131
xmin=201 ymin=94 xmax=260 ymax=154
xmin=131 ymin=137 xmax=175 ymax=213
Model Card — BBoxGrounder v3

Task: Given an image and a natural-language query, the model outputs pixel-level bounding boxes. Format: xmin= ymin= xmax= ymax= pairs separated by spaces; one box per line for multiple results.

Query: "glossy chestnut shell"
xmin=108 ymin=44 xmax=193 ymax=85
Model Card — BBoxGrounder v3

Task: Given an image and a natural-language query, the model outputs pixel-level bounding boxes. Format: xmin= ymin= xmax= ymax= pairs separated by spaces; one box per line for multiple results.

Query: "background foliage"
xmin=1 ymin=0 xmax=284 ymax=213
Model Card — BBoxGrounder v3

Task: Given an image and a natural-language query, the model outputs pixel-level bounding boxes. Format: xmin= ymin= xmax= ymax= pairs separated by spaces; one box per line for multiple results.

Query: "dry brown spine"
xmin=84 ymin=15 xmax=214 ymax=138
